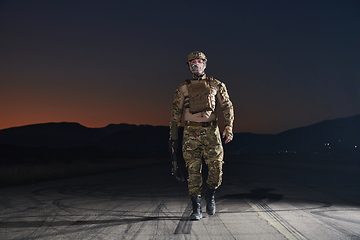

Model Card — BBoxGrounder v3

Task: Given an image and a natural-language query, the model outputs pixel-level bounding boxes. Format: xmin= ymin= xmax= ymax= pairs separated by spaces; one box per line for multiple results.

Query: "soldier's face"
xmin=189 ymin=59 xmax=206 ymax=76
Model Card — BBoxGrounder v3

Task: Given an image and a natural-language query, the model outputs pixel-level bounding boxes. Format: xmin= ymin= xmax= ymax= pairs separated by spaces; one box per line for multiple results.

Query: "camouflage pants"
xmin=182 ymin=125 xmax=224 ymax=196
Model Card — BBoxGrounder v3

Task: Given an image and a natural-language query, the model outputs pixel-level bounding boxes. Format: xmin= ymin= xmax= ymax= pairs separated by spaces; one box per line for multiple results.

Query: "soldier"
xmin=169 ymin=51 xmax=234 ymax=220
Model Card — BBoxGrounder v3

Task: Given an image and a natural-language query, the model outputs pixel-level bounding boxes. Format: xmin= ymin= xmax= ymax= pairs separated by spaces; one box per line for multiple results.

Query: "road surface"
xmin=1 ymin=158 xmax=360 ymax=239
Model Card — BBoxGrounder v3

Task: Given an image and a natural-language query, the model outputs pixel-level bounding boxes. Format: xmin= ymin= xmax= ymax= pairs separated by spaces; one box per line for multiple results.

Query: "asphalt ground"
xmin=1 ymin=157 xmax=360 ymax=239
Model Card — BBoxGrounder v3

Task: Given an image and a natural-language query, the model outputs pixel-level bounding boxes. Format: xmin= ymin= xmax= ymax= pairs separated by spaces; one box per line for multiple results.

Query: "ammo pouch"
xmin=186 ymin=78 xmax=215 ymax=114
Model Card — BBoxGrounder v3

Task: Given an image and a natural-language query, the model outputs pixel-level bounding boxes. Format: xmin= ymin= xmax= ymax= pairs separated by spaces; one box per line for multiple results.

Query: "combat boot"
xmin=205 ymin=188 xmax=216 ymax=215
xmin=190 ymin=195 xmax=202 ymax=220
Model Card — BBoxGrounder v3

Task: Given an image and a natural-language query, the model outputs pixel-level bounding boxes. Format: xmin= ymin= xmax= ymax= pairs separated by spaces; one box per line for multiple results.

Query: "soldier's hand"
xmin=169 ymin=139 xmax=178 ymax=153
xmin=222 ymin=126 xmax=233 ymax=144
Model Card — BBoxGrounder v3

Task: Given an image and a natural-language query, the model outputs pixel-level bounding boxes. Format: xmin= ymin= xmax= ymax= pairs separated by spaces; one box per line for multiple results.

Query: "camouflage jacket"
xmin=169 ymin=74 xmax=234 ymax=139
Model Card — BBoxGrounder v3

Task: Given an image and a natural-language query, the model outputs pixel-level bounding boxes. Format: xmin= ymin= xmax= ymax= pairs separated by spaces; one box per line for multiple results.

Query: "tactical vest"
xmin=185 ymin=77 xmax=215 ymax=114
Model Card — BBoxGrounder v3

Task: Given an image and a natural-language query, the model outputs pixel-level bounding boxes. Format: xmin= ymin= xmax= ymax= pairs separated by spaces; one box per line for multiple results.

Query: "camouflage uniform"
xmin=170 ymin=74 xmax=234 ymax=196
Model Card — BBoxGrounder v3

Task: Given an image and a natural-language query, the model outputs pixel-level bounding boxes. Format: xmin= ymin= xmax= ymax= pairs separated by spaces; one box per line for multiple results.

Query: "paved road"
xmin=1 ymin=158 xmax=360 ymax=239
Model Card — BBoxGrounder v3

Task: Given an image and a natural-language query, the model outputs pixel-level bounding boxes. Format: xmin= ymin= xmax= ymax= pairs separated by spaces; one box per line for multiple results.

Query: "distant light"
xmin=355 ymin=146 xmax=358 ymax=149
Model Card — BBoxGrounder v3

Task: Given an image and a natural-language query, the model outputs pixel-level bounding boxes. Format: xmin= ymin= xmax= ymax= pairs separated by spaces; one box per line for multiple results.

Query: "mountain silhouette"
xmin=228 ymin=114 xmax=360 ymax=156
xmin=0 ymin=122 xmax=136 ymax=148
xmin=0 ymin=114 xmax=359 ymax=163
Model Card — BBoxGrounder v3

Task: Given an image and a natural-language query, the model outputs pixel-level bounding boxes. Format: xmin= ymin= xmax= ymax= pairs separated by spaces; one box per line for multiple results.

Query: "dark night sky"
xmin=1 ymin=0 xmax=360 ymax=134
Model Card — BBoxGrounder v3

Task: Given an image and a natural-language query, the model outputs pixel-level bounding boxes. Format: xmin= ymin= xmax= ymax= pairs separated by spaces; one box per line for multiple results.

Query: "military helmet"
xmin=187 ymin=51 xmax=207 ymax=65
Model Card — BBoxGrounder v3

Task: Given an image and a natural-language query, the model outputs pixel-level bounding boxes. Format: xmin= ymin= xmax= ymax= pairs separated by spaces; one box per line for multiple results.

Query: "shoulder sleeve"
xmin=169 ymin=82 xmax=185 ymax=138
xmin=215 ymin=79 xmax=234 ymax=128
